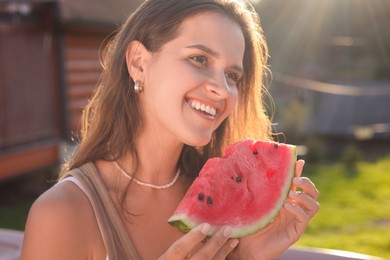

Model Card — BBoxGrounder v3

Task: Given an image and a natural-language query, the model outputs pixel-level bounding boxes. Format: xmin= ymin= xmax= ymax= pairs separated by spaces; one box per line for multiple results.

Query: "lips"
xmin=188 ymin=99 xmax=217 ymax=117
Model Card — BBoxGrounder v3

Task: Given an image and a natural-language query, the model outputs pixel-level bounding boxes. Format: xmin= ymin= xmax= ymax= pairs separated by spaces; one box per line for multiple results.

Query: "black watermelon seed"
xmin=207 ymin=196 xmax=213 ymax=205
xmin=274 ymin=144 xmax=279 ymax=149
xmin=253 ymin=150 xmax=258 ymax=155
xmin=236 ymin=176 xmax=242 ymax=183
xmin=198 ymin=193 xmax=204 ymax=201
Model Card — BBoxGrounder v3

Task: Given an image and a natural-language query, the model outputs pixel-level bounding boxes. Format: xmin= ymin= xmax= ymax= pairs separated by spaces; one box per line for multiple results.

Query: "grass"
xmin=296 ymin=157 xmax=390 ymax=259
xmin=0 ymin=158 xmax=389 ymax=258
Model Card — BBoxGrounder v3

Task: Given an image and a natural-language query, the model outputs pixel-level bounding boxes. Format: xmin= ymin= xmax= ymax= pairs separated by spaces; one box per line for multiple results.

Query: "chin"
xmin=183 ymin=134 xmax=212 ymax=148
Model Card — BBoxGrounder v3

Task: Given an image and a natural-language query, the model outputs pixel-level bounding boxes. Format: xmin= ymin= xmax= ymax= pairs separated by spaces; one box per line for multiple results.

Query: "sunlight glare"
xmin=250 ymin=0 xmax=261 ymax=4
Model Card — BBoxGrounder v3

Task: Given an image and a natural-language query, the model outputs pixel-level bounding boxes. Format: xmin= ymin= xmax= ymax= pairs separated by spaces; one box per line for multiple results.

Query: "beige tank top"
xmin=61 ymin=162 xmax=141 ymax=260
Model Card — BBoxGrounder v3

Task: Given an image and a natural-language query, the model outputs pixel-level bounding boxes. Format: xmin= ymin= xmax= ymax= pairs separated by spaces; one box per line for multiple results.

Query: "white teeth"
xmin=190 ymin=100 xmax=216 ymax=117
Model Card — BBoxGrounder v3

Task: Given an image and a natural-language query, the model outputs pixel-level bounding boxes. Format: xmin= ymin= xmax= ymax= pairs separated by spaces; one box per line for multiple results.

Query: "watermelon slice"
xmin=168 ymin=139 xmax=297 ymax=238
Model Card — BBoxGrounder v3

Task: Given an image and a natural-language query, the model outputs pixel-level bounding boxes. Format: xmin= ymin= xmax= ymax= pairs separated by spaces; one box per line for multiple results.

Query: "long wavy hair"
xmin=61 ymin=0 xmax=271 ymax=180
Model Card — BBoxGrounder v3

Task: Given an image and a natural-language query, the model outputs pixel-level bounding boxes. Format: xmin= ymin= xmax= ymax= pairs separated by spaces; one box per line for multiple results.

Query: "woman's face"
xmin=140 ymin=12 xmax=245 ymax=146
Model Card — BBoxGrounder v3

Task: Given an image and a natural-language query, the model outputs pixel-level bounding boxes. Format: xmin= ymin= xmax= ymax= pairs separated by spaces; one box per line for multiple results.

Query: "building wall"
xmin=62 ymin=30 xmax=107 ymax=137
xmin=0 ymin=2 xmax=61 ymax=179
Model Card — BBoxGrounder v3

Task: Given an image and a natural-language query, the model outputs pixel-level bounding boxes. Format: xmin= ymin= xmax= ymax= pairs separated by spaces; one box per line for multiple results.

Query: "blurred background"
xmin=0 ymin=0 xmax=389 ymax=258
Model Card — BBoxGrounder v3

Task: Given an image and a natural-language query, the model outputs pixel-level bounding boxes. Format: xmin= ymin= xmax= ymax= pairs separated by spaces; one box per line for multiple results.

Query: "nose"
xmin=205 ymin=72 xmax=234 ymax=99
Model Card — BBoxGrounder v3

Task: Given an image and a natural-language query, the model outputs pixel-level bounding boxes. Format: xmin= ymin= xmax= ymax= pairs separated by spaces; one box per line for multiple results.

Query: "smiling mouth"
xmin=189 ymin=100 xmax=217 ymax=117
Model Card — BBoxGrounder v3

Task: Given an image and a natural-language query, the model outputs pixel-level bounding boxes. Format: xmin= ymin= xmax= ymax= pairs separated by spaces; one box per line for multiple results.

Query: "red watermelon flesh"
xmin=168 ymin=139 xmax=296 ymax=238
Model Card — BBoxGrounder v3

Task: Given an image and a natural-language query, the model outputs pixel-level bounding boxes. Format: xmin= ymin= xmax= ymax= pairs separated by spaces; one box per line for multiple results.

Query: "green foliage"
xmin=298 ymin=157 xmax=390 ymax=259
xmin=0 ymin=167 xmax=57 ymax=231
xmin=340 ymin=144 xmax=364 ymax=175
xmin=280 ymin=97 xmax=308 ymax=143
xmin=0 ymin=200 xmax=32 ymax=231
xmin=305 ymin=137 xmax=327 ymax=163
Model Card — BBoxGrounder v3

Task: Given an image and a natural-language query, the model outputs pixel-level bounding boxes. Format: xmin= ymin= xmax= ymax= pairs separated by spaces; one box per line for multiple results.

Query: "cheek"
xmin=217 ymin=90 xmax=238 ymax=125
xmin=227 ymin=89 xmax=239 ymax=112
xmin=148 ymin=60 xmax=200 ymax=90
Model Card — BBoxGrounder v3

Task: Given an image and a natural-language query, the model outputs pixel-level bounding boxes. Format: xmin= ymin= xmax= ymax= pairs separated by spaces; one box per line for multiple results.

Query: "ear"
xmin=126 ymin=40 xmax=151 ymax=82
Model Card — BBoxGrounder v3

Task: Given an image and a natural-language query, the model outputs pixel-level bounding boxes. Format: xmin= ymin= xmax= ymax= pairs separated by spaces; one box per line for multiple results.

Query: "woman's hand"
xmin=159 ymin=223 xmax=239 ymax=260
xmin=229 ymin=160 xmax=320 ymax=260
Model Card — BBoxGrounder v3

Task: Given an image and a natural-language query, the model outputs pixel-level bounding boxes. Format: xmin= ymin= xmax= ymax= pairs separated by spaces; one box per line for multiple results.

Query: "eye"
xmin=225 ymin=71 xmax=242 ymax=85
xmin=190 ymin=55 xmax=208 ymax=66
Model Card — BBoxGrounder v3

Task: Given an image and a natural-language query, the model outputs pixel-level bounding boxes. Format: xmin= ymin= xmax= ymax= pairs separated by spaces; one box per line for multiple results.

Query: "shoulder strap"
xmin=65 ymin=162 xmax=141 ymax=260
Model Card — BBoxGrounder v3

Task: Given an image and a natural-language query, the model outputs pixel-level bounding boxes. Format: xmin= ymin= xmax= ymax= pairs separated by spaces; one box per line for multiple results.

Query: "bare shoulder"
xmin=21 ymin=180 xmax=102 ymax=260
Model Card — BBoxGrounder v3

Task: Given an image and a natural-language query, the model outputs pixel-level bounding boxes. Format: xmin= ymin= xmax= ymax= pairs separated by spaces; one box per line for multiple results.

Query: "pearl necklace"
xmin=113 ymin=161 xmax=180 ymax=189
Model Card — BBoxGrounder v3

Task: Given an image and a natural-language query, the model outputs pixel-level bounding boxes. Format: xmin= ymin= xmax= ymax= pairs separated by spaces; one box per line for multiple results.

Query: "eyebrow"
xmin=185 ymin=44 xmax=244 ymax=74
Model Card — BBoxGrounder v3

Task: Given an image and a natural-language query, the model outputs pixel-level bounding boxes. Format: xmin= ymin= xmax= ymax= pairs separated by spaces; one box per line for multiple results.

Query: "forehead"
xmin=164 ymin=12 xmax=245 ymax=63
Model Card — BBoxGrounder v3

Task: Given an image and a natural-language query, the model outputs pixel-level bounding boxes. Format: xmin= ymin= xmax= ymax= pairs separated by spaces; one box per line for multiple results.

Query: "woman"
xmin=21 ymin=0 xmax=320 ymax=259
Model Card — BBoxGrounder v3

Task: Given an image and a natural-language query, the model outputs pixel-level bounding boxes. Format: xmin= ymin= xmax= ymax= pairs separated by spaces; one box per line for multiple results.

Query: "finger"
xmin=283 ymin=203 xmax=311 ymax=241
xmin=292 ymin=177 xmax=320 ymax=200
xmin=287 ymin=191 xmax=320 ymax=218
xmin=294 ymin=160 xmax=305 ymax=178
xmin=191 ymin=226 xmax=232 ymax=260
xmin=284 ymin=202 xmax=310 ymax=224
xmin=213 ymin=239 xmax=239 ymax=260
xmin=162 ymin=223 xmax=211 ymax=259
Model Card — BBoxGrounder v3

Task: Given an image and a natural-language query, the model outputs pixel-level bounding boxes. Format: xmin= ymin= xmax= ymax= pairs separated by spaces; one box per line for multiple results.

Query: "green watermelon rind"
xmin=168 ymin=144 xmax=297 ymax=238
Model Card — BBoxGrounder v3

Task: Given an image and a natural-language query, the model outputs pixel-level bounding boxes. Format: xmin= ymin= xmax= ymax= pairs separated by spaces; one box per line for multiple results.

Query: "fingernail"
xmin=200 ymin=223 xmax=211 ymax=235
xmin=223 ymin=226 xmax=232 ymax=238
xmin=230 ymin=239 xmax=239 ymax=248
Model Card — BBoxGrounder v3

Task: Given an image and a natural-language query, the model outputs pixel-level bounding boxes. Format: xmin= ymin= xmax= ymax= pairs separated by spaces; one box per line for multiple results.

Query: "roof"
xmin=0 ymin=0 xmax=56 ymax=3
xmin=304 ymin=87 xmax=390 ymax=140
xmin=272 ymin=77 xmax=390 ymax=141
xmin=0 ymin=0 xmax=143 ymax=26
xmin=58 ymin=0 xmax=144 ymax=27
